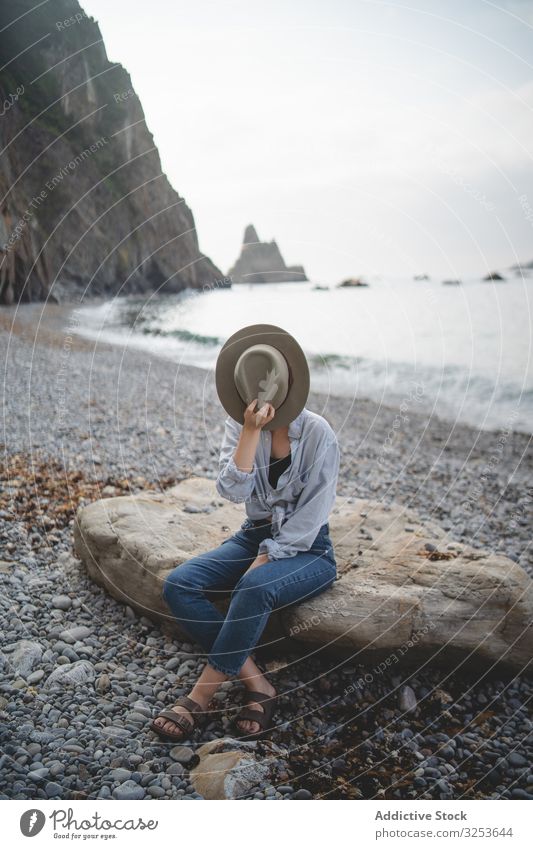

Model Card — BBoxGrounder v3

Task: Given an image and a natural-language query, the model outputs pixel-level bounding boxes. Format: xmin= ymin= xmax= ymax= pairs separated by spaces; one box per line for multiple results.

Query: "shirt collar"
xmin=287 ymin=406 xmax=307 ymax=440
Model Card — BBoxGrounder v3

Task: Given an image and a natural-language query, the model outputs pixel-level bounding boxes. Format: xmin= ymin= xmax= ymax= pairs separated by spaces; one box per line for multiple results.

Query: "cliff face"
xmin=228 ymin=225 xmax=308 ymax=284
xmin=0 ymin=0 xmax=222 ymax=304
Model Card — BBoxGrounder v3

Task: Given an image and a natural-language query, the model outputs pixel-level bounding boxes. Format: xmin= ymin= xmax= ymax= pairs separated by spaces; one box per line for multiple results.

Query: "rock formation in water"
xmin=228 ymin=224 xmax=308 ymax=284
xmin=482 ymin=271 xmax=506 ymax=281
xmin=0 ymin=0 xmax=222 ymax=304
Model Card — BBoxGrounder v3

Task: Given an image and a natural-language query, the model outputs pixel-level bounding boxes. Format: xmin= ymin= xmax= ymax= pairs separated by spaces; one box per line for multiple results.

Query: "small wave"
xmin=308 ymin=352 xmax=358 ymax=370
xmin=310 ymin=352 xmax=533 ymax=433
xmin=140 ymin=326 xmax=221 ymax=346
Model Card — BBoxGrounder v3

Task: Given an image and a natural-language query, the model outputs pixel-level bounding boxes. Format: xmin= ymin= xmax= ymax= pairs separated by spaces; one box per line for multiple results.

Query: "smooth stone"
xmin=45 ymin=781 xmax=63 ymax=797
xmin=26 ymin=670 xmax=45 ymax=684
xmin=28 ymin=768 xmax=49 ymax=781
xmin=170 ymin=745 xmax=195 ymax=764
xmin=48 ymin=762 xmax=65 ymax=777
xmin=51 ymin=595 xmax=72 ymax=611
xmin=508 ymin=752 xmax=527 ymax=768
xmin=112 ymin=780 xmax=145 ymax=800
xmin=110 ymin=768 xmax=132 ymax=782
xmin=511 ymin=788 xmax=532 ymax=799
xmin=399 ymin=685 xmax=417 ymax=714
xmin=166 ymin=763 xmax=185 ymax=776
xmin=147 ymin=785 xmax=166 ymax=798
xmin=59 ymin=626 xmax=92 ymax=644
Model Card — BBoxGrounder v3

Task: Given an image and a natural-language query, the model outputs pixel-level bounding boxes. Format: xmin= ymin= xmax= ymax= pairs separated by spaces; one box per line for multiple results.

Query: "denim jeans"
xmin=162 ymin=518 xmax=337 ymax=676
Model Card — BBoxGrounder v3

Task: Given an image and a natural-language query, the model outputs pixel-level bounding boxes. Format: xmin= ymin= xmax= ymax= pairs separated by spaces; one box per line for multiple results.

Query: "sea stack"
xmin=228 ymin=225 xmax=308 ymax=284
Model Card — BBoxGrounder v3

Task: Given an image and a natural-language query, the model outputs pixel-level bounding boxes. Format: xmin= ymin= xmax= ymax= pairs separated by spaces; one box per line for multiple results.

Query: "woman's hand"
xmin=233 ymin=399 xmax=274 ymax=473
xmin=246 ymin=552 xmax=269 ymax=572
xmin=243 ymin=398 xmax=275 ymax=431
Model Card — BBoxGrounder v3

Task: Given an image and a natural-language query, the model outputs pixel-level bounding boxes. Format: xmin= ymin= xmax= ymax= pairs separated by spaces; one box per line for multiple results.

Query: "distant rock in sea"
xmin=442 ymin=279 xmax=461 ymax=286
xmin=483 ymin=271 xmax=506 ymax=281
xmin=227 ymin=225 xmax=308 ymax=284
xmin=510 ymin=259 xmax=533 ymax=273
xmin=337 ymin=277 xmax=369 ymax=288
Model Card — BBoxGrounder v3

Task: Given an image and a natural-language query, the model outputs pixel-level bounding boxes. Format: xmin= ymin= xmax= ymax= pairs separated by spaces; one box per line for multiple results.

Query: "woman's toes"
xmin=163 ymin=719 xmax=184 ymax=735
xmin=238 ymin=719 xmax=259 ymax=734
xmin=153 ymin=705 xmax=191 ymax=736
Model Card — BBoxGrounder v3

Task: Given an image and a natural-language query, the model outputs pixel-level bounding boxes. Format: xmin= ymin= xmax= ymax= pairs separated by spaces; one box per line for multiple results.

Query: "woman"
xmin=150 ymin=325 xmax=340 ymax=741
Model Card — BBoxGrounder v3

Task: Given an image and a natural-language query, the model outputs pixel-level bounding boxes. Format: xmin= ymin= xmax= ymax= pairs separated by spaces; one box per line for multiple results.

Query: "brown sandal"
xmin=231 ymin=690 xmax=278 ymax=741
xmin=149 ymin=695 xmax=207 ymax=742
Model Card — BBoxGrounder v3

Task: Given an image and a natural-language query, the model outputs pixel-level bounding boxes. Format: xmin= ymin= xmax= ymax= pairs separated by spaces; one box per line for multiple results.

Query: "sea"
xmin=71 ymin=275 xmax=533 ymax=435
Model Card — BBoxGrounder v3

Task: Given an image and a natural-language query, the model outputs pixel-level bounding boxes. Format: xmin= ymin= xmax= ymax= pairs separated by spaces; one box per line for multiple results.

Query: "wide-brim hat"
xmin=215 ymin=323 xmax=310 ymax=430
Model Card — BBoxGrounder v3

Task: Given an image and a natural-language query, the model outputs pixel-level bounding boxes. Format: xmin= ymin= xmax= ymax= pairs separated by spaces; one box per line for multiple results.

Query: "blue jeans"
xmin=162 ymin=518 xmax=337 ymax=676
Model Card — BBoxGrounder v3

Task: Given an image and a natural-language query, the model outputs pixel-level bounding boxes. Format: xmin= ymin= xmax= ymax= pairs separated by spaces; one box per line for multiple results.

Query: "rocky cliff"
xmin=228 ymin=224 xmax=308 ymax=284
xmin=0 ymin=0 xmax=222 ymax=304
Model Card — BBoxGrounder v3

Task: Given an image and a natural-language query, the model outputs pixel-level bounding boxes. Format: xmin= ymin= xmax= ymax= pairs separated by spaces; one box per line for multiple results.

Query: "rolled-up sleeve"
xmin=257 ymin=434 xmax=340 ymax=560
xmin=215 ymin=416 xmax=257 ymax=503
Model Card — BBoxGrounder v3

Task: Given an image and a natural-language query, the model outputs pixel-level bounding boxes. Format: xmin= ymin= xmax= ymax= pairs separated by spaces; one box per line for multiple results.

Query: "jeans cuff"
xmin=207 ymin=655 xmax=242 ymax=677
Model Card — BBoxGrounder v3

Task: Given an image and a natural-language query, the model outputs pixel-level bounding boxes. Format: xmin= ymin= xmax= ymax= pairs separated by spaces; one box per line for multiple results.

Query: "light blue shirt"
xmin=215 ymin=406 xmax=340 ymax=560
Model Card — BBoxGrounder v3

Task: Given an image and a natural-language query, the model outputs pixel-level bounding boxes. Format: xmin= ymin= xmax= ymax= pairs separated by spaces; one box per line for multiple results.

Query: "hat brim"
xmin=215 ymin=323 xmax=310 ymax=430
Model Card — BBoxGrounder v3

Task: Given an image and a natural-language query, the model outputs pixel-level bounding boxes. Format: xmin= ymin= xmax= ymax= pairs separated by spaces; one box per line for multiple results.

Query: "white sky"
xmin=81 ymin=0 xmax=533 ymax=282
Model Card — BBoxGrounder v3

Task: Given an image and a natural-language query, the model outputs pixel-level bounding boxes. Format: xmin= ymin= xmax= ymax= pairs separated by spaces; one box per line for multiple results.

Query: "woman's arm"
xmin=215 ymin=400 xmax=275 ymax=503
xmin=257 ymin=434 xmax=340 ymax=560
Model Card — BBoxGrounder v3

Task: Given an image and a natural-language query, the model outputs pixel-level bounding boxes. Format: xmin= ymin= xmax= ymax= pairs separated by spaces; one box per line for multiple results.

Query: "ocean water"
xmin=72 ymin=276 xmax=533 ymax=434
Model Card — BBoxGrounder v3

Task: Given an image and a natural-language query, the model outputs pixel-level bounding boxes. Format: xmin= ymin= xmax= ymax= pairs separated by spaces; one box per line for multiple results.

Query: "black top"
xmin=268 ymin=451 xmax=291 ymax=489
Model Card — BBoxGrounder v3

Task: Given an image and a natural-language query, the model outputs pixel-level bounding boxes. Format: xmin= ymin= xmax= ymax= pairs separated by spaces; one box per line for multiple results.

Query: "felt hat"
xmin=215 ymin=323 xmax=310 ymax=430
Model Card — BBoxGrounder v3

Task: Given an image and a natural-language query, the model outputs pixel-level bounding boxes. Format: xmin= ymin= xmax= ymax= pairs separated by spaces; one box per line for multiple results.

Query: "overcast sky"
xmin=81 ymin=0 xmax=533 ymax=283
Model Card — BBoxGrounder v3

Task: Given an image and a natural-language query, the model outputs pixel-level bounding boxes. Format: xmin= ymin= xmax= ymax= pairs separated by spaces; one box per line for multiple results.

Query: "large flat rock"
xmin=73 ymin=477 xmax=533 ymax=672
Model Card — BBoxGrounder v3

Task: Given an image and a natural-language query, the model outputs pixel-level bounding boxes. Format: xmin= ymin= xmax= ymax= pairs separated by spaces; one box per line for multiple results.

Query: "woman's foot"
xmin=152 ymin=694 xmax=207 ymax=739
xmin=236 ymin=679 xmax=277 ymax=735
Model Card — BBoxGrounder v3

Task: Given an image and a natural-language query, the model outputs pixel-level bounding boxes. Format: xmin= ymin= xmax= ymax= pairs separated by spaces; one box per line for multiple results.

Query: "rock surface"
xmin=0 ymin=0 xmax=221 ymax=304
xmin=43 ymin=660 xmax=96 ymax=690
xmin=227 ymin=224 xmax=308 ymax=284
xmin=6 ymin=640 xmax=43 ymax=678
xmin=73 ymin=477 xmax=533 ymax=671
xmin=190 ymin=738 xmax=276 ymax=800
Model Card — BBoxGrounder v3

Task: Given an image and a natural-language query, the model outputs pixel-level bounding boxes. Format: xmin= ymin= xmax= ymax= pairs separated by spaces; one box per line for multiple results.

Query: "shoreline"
xmin=3 ymin=300 xmax=532 ymax=440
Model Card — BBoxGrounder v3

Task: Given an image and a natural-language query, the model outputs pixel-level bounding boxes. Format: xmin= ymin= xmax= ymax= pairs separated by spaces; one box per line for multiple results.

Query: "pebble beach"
xmin=1 ymin=302 xmax=532 ymax=801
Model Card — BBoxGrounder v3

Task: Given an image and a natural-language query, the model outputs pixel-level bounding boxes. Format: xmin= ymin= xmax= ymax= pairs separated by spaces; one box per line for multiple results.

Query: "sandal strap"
xmin=154 ymin=695 xmax=206 ymax=733
xmin=175 ymin=695 xmax=205 ymax=715
xmin=243 ymin=691 xmax=275 ymax=706
xmin=236 ymin=691 xmax=277 ymax=730
xmin=236 ymin=706 xmax=270 ymax=727
xmin=156 ymin=708 xmax=194 ymax=733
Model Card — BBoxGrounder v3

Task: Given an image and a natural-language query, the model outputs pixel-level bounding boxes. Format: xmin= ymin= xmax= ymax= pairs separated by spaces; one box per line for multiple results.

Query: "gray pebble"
xmin=170 ymin=746 xmax=195 ymax=764
xmin=51 ymin=595 xmax=72 ymax=611
xmin=112 ymin=780 xmax=145 ymax=800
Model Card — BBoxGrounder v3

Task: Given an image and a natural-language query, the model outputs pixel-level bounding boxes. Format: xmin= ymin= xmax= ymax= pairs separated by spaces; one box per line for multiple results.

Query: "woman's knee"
xmin=162 ymin=561 xmax=199 ymax=605
xmin=232 ymin=568 xmax=274 ymax=605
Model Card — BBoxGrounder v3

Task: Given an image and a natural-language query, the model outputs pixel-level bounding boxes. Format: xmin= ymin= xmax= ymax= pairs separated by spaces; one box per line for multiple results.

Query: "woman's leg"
xmin=155 ymin=530 xmax=263 ymax=736
xmin=161 ymin=532 xmax=257 ymax=653
xmin=157 ymin=530 xmax=337 ymax=737
xmin=207 ymin=549 xmax=336 ymax=676
xmin=208 ymin=549 xmax=337 ymax=734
